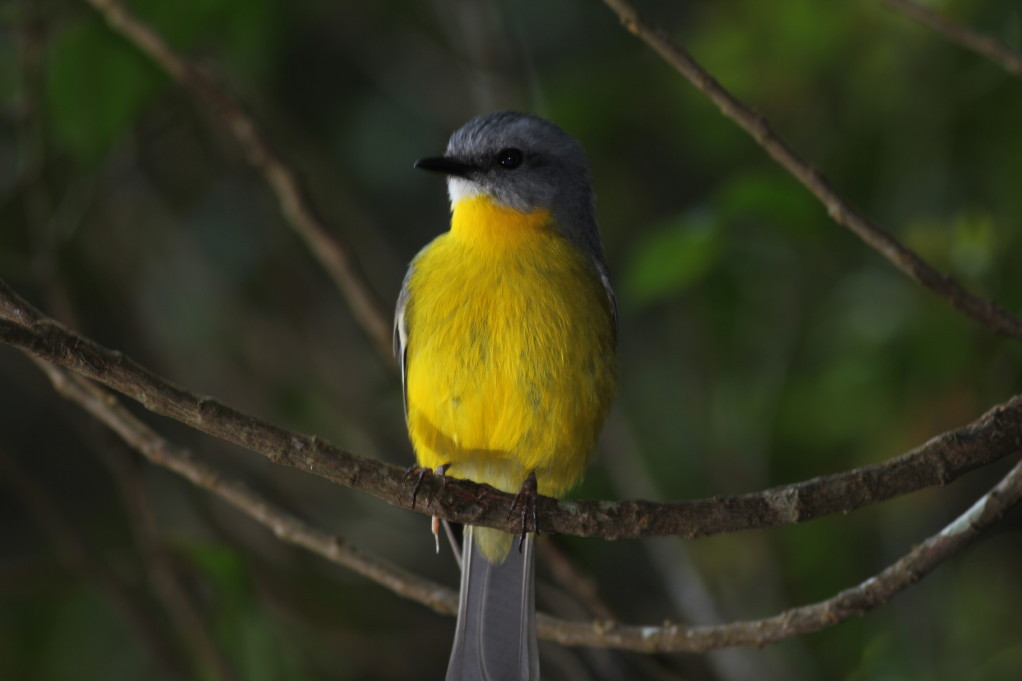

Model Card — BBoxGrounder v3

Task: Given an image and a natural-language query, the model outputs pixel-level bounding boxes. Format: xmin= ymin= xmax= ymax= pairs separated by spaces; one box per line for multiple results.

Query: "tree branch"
xmin=598 ymin=0 xmax=1022 ymax=342
xmin=2 ymin=279 xmax=1019 ymax=541
xmin=29 ymin=357 xmax=1022 ymax=653
xmin=881 ymin=0 xmax=1022 ymax=79
xmin=78 ymin=0 xmax=394 ymax=359
xmin=25 ymin=358 xmax=1022 ymax=652
xmin=30 ymin=359 xmax=459 ymax=616
xmin=540 ymin=456 xmax=1022 ymax=651
xmin=15 ymin=0 xmax=1016 ymax=660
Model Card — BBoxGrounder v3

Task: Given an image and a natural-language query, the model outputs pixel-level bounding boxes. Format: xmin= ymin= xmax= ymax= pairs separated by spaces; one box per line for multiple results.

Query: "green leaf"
xmin=183 ymin=542 xmax=250 ymax=605
xmin=45 ymin=18 xmax=165 ymax=162
xmin=132 ymin=0 xmax=279 ymax=80
xmin=715 ymin=170 xmax=821 ymax=238
xmin=621 ymin=209 xmax=724 ymax=306
xmin=950 ymin=211 xmax=996 ymax=280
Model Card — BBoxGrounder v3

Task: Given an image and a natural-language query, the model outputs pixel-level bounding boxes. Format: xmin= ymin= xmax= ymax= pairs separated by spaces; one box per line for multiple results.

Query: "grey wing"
xmin=393 ymin=266 xmax=413 ymax=422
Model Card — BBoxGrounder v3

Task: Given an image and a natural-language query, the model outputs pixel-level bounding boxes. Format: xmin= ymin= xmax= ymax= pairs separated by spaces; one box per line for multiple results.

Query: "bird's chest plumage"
xmin=403 ymin=199 xmax=616 ymax=496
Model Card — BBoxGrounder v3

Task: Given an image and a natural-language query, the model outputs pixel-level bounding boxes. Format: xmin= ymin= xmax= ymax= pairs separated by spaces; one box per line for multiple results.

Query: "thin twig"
xmin=18 ymin=0 xmax=1019 ymax=658
xmin=78 ymin=0 xmax=393 ymax=358
xmin=541 ymin=539 xmax=616 ymax=620
xmin=598 ymin=0 xmax=1022 ymax=342
xmin=539 ymin=456 xmax=1022 ymax=651
xmin=15 ymin=27 xmax=242 ymax=671
xmin=31 ymin=360 xmax=458 ymax=615
xmin=1 ymin=279 xmax=1019 ymax=540
xmin=26 ymin=360 xmax=1022 ymax=653
xmin=882 ymin=0 xmax=1022 ymax=78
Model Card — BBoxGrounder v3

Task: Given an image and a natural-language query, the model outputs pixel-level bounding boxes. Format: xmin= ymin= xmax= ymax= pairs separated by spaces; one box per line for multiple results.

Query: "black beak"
xmin=413 ymin=156 xmax=476 ymax=178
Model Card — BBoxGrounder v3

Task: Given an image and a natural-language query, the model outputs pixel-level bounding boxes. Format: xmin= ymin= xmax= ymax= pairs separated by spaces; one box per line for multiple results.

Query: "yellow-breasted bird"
xmin=395 ymin=112 xmax=617 ymax=681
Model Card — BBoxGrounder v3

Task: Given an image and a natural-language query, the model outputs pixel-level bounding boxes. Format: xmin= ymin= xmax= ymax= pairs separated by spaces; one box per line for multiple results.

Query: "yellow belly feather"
xmin=404 ymin=196 xmax=616 ymax=559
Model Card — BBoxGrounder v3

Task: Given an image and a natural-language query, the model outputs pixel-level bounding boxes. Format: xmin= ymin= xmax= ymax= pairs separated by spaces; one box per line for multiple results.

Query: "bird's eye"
xmin=497 ymin=148 xmax=523 ymax=170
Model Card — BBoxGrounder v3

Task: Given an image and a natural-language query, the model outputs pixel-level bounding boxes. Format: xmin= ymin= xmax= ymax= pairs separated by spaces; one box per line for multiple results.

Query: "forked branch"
xmin=540 ymin=456 xmax=1022 ymax=651
xmin=28 ymin=358 xmax=1022 ymax=652
xmin=2 ymin=279 xmax=1019 ymax=541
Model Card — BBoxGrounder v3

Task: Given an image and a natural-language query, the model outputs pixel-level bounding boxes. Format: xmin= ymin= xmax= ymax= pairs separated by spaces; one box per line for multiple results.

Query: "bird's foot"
xmin=403 ymin=464 xmax=429 ymax=510
xmin=404 ymin=464 xmax=452 ymax=552
xmin=430 ymin=464 xmax=451 ymax=552
xmin=507 ymin=471 xmax=539 ymax=552
xmin=404 ymin=462 xmax=452 ymax=510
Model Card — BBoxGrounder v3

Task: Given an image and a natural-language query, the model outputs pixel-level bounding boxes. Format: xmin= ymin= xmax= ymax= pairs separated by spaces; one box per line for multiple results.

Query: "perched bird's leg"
xmin=434 ymin=463 xmax=452 ymax=485
xmin=431 ymin=464 xmax=452 ymax=553
xmin=404 ymin=462 xmax=452 ymax=510
xmin=507 ymin=471 xmax=539 ymax=552
xmin=406 ymin=464 xmax=461 ymax=557
xmin=403 ymin=464 xmax=429 ymax=510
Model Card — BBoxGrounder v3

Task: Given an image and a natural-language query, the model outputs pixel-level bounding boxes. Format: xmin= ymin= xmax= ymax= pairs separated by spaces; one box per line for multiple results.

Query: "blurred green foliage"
xmin=46 ymin=16 xmax=163 ymax=161
xmin=1 ymin=0 xmax=1021 ymax=680
xmin=622 ymin=208 xmax=724 ymax=304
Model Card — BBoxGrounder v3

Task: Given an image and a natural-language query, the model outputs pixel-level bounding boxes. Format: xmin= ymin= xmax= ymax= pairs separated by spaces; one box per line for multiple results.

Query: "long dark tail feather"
xmin=445 ymin=526 xmax=539 ymax=681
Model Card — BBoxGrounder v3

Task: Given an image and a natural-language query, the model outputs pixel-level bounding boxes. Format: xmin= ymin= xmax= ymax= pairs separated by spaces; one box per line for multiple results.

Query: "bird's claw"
xmin=404 ymin=462 xmax=452 ymax=510
xmin=507 ymin=472 xmax=539 ymax=552
xmin=406 ymin=464 xmax=453 ymax=552
xmin=404 ymin=465 xmax=429 ymax=510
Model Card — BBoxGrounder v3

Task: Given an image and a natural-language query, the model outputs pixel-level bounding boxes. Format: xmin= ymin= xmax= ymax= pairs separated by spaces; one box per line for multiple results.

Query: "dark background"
xmin=1 ymin=0 xmax=1021 ymax=679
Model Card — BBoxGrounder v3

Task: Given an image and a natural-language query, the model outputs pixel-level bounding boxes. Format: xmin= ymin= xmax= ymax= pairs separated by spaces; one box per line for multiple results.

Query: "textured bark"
xmin=2 ymin=280 xmax=1019 ymax=542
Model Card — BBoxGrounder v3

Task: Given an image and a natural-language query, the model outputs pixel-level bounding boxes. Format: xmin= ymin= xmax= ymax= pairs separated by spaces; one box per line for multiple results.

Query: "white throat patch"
xmin=446 ymin=177 xmax=485 ymax=206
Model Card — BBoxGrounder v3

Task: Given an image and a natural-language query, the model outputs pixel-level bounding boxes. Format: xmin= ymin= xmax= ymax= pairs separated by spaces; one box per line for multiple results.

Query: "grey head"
xmin=414 ymin=112 xmax=605 ymax=261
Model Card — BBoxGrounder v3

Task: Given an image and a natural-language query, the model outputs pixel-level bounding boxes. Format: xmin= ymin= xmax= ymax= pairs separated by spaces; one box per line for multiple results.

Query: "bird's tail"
xmin=445 ymin=525 xmax=539 ymax=681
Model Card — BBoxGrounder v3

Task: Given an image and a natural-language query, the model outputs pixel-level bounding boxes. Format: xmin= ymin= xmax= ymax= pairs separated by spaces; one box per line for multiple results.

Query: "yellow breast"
xmin=403 ymin=196 xmax=617 ymax=500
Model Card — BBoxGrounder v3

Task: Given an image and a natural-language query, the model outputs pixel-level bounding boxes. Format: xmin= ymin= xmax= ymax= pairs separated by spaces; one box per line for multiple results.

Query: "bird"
xmin=395 ymin=111 xmax=618 ymax=681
